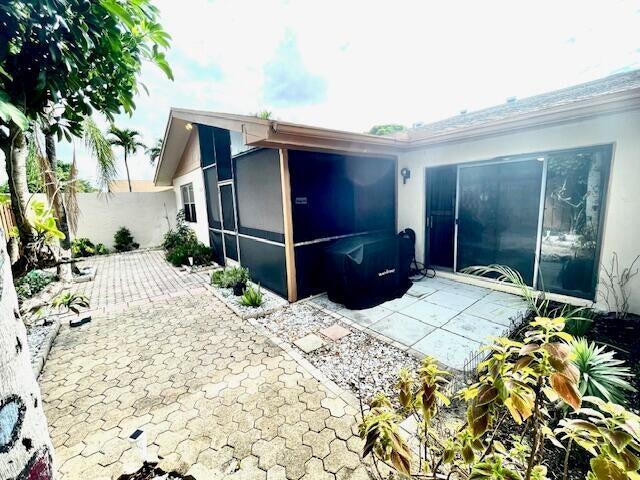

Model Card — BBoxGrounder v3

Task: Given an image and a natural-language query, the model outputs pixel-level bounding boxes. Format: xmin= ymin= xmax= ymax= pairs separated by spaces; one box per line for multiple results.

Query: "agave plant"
xmin=570 ymin=337 xmax=636 ymax=405
xmin=239 ymin=284 xmax=263 ymax=308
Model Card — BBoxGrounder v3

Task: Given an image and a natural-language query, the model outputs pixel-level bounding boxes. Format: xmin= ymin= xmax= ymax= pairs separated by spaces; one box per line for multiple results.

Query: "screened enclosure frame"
xmin=445 ymin=143 xmax=612 ymax=299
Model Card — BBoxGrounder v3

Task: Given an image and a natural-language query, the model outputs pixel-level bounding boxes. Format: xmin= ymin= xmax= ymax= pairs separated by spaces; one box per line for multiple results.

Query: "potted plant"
xmin=231 ymin=267 xmax=250 ymax=296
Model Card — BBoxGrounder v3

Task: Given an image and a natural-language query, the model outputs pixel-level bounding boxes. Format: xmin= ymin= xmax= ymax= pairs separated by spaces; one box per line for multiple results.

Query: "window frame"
xmin=180 ymin=183 xmax=197 ymax=223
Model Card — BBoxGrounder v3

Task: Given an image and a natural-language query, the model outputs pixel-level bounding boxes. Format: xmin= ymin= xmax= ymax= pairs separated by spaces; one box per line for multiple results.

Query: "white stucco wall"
xmin=73 ymin=191 xmax=177 ymax=249
xmin=172 ymin=168 xmax=210 ymax=245
xmin=397 ymin=109 xmax=640 ymax=313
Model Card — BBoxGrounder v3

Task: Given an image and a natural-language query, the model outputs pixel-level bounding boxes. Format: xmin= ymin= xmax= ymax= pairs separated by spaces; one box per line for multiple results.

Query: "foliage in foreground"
xmin=570 ymin=337 xmax=636 ymax=406
xmin=114 ymin=227 xmax=139 ymax=253
xmin=239 ymin=284 xmax=264 ymax=308
xmin=359 ymin=316 xmax=640 ymax=480
xmin=51 ymin=292 xmax=90 ymax=315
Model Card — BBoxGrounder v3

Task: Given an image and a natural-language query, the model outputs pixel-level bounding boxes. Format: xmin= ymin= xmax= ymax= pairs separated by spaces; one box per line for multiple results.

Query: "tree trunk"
xmin=0 ymin=231 xmax=55 ymax=479
xmin=1 ymin=125 xmax=37 ymax=274
xmin=124 ymin=150 xmax=132 ymax=192
xmin=44 ymin=134 xmax=72 ymax=282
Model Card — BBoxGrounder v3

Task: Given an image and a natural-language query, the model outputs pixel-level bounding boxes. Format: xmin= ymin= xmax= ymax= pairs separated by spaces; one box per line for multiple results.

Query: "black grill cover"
xmin=325 ymin=233 xmax=413 ymax=310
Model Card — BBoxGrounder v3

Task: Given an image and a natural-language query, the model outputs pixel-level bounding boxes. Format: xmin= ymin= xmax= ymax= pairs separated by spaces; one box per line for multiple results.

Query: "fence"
xmin=0 ymin=203 xmax=16 ymax=238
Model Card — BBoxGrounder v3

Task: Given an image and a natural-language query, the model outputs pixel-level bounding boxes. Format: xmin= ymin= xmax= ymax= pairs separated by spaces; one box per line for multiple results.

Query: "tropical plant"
xmin=165 ymin=241 xmax=212 ymax=267
xmin=113 ymin=227 xmax=139 ymax=252
xmin=570 ymin=337 xmax=636 ymax=405
xmin=211 ymin=269 xmax=227 ymax=288
xmin=357 ymin=316 xmax=640 ymax=480
xmin=108 ymin=127 xmax=146 ymax=192
xmin=163 ymin=211 xmax=198 ymax=251
xmin=239 ymin=284 xmax=264 ymax=307
xmin=51 ymin=292 xmax=90 ymax=315
xmin=599 ymin=252 xmax=640 ymax=319
xmin=14 ymin=270 xmax=56 ymax=300
xmin=210 ymin=267 xmax=250 ymax=289
xmin=0 ymin=0 xmax=172 ymax=276
xmin=96 ymin=244 xmax=109 ymax=255
xmin=71 ymin=238 xmax=96 ymax=258
xmin=146 ymin=138 xmax=163 ymax=165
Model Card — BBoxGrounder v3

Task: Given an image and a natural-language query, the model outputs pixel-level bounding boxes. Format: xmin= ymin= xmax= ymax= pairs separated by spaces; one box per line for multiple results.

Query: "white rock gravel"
xmin=258 ymin=302 xmax=421 ymax=403
xmin=211 ymin=284 xmax=288 ymax=319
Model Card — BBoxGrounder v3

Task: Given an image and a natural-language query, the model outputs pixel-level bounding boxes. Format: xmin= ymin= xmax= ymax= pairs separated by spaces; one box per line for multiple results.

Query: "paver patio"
xmin=40 ymin=251 xmax=368 ymax=479
xmin=311 ymin=275 xmax=529 ymax=370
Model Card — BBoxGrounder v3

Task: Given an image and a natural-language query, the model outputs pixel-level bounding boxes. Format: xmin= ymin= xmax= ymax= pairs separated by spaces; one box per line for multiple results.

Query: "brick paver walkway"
xmin=40 ymin=252 xmax=368 ymax=479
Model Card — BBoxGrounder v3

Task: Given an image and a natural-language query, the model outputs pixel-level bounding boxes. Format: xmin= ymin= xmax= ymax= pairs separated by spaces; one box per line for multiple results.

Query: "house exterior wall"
xmin=172 ymin=168 xmax=210 ymax=245
xmin=397 ymin=108 xmax=640 ymax=313
xmin=73 ymin=192 xmax=177 ymax=248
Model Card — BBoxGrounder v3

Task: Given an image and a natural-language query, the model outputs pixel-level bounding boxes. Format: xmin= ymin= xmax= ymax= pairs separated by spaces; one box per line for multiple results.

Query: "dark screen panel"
xmin=220 ymin=184 xmax=236 ymax=231
xmin=209 ymin=230 xmax=224 ymax=266
xmin=238 ymin=237 xmax=287 ymax=297
xmin=203 ymin=166 xmax=221 ymax=229
xmin=214 ymin=128 xmax=232 ymax=180
xmin=457 ymin=159 xmax=543 ymax=285
xmin=224 ymin=233 xmax=238 ymax=261
xmin=289 ymin=150 xmax=395 ymax=243
xmin=234 ymin=148 xmax=284 ymax=240
xmin=197 ymin=125 xmax=215 ymax=168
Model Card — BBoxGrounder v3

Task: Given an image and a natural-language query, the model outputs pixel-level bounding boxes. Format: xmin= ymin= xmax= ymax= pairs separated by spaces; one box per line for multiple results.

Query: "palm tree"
xmin=108 ymin=126 xmax=146 ymax=192
xmin=146 ymin=138 xmax=163 ymax=165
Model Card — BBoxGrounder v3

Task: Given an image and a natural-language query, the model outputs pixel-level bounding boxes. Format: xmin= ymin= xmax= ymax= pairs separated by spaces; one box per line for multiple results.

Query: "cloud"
xmin=263 ymin=30 xmax=327 ymax=106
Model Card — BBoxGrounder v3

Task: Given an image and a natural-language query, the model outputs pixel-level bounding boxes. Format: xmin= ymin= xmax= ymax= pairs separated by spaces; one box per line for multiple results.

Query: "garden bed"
xmin=257 ymin=302 xmax=422 ymax=403
xmin=208 ymin=282 xmax=287 ymax=319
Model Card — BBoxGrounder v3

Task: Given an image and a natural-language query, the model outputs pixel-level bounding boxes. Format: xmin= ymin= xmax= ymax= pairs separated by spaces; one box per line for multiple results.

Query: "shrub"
xmin=96 ymin=243 xmax=109 ymax=255
xmin=163 ymin=211 xmax=197 ymax=251
xmin=166 ymin=240 xmax=213 ymax=267
xmin=52 ymin=292 xmax=90 ymax=315
xmin=114 ymin=227 xmax=139 ymax=252
xmin=570 ymin=337 xmax=636 ymax=405
xmin=239 ymin=284 xmax=263 ymax=307
xmin=210 ymin=267 xmax=250 ymax=288
xmin=15 ymin=270 xmax=56 ymax=300
xmin=71 ymin=237 xmax=96 ymax=257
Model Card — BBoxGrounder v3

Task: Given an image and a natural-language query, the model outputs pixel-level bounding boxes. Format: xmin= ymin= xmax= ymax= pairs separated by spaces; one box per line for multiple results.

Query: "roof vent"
xmin=460 ymin=109 xmax=468 ymax=115
xmin=506 ymin=96 xmax=517 ymax=104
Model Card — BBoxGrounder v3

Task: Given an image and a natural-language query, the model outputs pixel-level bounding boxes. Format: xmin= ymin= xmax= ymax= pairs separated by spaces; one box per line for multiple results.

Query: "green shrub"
xmin=15 ymin=270 xmax=56 ymax=300
xmin=163 ymin=212 xmax=197 ymax=251
xmin=570 ymin=337 xmax=636 ymax=405
xmin=71 ymin=237 xmax=96 ymax=257
xmin=114 ymin=227 xmax=139 ymax=252
xmin=239 ymin=284 xmax=263 ymax=307
xmin=211 ymin=269 xmax=227 ymax=287
xmin=210 ymin=267 xmax=250 ymax=288
xmin=96 ymin=243 xmax=109 ymax=255
xmin=166 ymin=240 xmax=213 ymax=267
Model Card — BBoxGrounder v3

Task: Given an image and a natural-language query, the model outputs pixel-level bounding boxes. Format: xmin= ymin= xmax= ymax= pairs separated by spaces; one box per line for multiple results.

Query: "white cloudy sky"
xmin=39 ymin=0 xmax=640 ymax=185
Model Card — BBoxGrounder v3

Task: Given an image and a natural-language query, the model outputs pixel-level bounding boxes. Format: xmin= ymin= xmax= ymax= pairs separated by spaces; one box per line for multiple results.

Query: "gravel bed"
xmin=258 ymin=302 xmax=421 ymax=403
xmin=210 ymin=284 xmax=288 ymax=319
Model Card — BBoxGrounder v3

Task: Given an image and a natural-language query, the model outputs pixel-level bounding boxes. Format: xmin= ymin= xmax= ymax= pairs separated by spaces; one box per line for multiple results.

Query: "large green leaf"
xmin=0 ymin=90 xmax=28 ymax=130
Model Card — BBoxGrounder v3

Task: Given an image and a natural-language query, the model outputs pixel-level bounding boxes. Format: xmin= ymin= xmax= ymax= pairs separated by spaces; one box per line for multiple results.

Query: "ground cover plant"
xmin=71 ymin=238 xmax=109 ymax=257
xmin=15 ymin=269 xmax=56 ymax=300
xmin=210 ymin=267 xmax=250 ymax=291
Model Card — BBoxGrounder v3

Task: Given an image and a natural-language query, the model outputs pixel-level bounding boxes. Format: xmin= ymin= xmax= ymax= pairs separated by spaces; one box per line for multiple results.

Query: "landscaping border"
xmin=30 ymin=319 xmax=61 ymax=377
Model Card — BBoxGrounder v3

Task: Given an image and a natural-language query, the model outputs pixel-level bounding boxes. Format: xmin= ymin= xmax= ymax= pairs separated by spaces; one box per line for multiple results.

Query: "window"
xmin=181 ymin=183 xmax=197 ymax=223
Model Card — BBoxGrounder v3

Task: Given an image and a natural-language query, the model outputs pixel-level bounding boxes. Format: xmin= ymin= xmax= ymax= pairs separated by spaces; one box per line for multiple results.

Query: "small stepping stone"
xmin=319 ymin=323 xmax=351 ymax=341
xmin=294 ymin=333 xmax=326 ymax=353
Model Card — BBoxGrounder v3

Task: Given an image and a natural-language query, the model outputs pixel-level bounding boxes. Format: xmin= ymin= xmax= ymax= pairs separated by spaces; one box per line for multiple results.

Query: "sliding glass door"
xmin=457 ymin=159 xmax=543 ymax=285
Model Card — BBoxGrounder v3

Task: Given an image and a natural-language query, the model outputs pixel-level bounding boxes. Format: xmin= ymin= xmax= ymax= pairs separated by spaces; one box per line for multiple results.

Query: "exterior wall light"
xmin=400 ymin=167 xmax=411 ymax=184
xmin=185 ymin=123 xmax=193 ymax=131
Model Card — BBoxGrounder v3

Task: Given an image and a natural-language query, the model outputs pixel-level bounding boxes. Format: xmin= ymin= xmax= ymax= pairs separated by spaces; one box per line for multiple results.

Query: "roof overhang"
xmin=154 ymin=108 xmax=404 ymax=185
xmin=154 ymin=88 xmax=640 ymax=185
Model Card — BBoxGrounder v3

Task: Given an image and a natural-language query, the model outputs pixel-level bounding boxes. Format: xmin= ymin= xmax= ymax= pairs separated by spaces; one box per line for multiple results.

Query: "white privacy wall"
xmin=172 ymin=168 xmax=210 ymax=245
xmin=73 ymin=191 xmax=177 ymax=249
xmin=397 ymin=109 xmax=640 ymax=313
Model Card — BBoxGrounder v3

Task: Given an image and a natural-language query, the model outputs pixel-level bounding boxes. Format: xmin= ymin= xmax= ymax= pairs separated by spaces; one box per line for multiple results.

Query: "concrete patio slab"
xmin=406 ymin=283 xmax=436 ymax=298
xmin=442 ymin=313 xmax=508 ymax=344
xmin=465 ymin=301 xmax=527 ymax=326
xmin=399 ymin=299 xmax=459 ymax=327
xmin=338 ymin=304 xmax=392 ymax=327
xmin=370 ymin=313 xmax=436 ymax=346
xmin=380 ymin=294 xmax=419 ymax=311
xmin=319 ymin=324 xmax=351 ymax=341
xmin=412 ymin=329 xmax=481 ymax=370
xmin=423 ymin=290 xmax=478 ymax=310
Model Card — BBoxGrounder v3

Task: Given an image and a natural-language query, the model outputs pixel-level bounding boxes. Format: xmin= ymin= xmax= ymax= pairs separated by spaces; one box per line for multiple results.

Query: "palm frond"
xmin=83 ymin=116 xmax=117 ymax=192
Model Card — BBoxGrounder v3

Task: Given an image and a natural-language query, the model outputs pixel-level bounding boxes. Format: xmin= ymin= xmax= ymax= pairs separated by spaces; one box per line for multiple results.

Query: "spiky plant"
xmin=570 ymin=337 xmax=636 ymax=405
xmin=239 ymin=284 xmax=263 ymax=308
